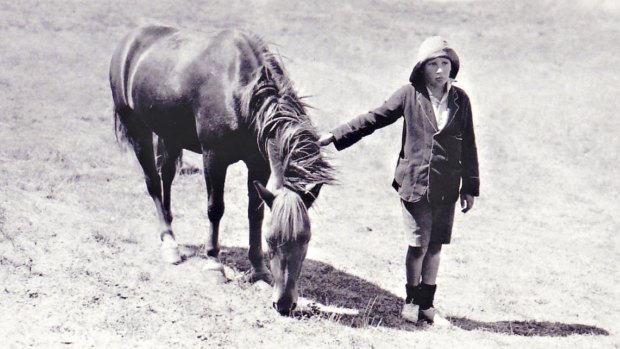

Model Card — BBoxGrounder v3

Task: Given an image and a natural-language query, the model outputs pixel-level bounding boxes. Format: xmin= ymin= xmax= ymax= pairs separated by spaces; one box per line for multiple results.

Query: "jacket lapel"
xmin=438 ymin=88 xmax=460 ymax=134
xmin=417 ymin=90 xmax=438 ymax=132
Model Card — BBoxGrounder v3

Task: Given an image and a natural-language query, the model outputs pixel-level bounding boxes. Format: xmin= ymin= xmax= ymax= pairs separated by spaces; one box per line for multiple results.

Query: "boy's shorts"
xmin=400 ymin=198 xmax=456 ymax=247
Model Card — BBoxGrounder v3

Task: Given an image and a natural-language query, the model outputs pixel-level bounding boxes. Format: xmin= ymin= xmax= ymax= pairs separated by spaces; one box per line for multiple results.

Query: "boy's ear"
xmin=253 ymin=180 xmax=274 ymax=208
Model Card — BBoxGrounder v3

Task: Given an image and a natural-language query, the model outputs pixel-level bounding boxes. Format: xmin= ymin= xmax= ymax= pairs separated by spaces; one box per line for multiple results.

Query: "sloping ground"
xmin=0 ymin=1 xmax=618 ymax=348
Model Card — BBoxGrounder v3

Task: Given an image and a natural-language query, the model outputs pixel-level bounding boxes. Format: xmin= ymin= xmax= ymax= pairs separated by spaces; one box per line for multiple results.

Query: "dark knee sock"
xmin=419 ymin=283 xmax=437 ymax=310
xmin=405 ymin=284 xmax=422 ymax=304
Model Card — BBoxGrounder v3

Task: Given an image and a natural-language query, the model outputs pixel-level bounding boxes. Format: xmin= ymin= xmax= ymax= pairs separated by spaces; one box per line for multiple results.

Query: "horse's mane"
xmin=267 ymin=189 xmax=310 ymax=243
xmin=241 ymin=37 xmax=335 ymax=193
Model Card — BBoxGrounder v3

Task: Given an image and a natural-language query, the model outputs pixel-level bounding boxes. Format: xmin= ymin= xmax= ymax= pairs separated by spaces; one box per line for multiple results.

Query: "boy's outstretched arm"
xmin=326 ymin=86 xmax=408 ymax=151
xmin=318 ymin=133 xmax=335 ymax=146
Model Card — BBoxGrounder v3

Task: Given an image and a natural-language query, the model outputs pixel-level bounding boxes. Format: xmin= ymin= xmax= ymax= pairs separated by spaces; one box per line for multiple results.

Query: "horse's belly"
xmin=136 ymin=100 xmax=201 ymax=150
xmin=125 ymin=30 xmax=247 ymax=153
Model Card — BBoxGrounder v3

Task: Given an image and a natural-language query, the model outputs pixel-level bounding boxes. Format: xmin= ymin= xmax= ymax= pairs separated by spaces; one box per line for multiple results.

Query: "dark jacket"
xmin=331 ymin=82 xmax=479 ymax=204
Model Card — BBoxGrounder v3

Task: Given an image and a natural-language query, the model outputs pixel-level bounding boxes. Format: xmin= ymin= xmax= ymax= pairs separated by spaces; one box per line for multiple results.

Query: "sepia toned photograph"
xmin=0 ymin=1 xmax=618 ymax=348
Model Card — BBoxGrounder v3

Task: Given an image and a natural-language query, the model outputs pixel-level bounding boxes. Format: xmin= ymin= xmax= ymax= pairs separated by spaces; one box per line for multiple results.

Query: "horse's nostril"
xmin=291 ymin=303 xmax=297 ymax=311
xmin=272 ymin=302 xmax=277 ymax=310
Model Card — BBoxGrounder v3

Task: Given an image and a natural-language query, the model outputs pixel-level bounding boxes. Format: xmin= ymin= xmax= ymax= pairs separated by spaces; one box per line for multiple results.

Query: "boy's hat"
xmin=409 ymin=36 xmax=460 ymax=84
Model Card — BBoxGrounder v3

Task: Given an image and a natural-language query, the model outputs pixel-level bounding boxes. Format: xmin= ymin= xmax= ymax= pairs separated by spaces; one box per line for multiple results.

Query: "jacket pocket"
xmin=444 ymin=135 xmax=462 ymax=167
xmin=428 ymin=135 xmax=462 ymax=204
xmin=394 ymin=157 xmax=409 ymax=187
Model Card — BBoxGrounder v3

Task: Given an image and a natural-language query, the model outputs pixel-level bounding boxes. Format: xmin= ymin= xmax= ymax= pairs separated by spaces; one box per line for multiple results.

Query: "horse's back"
xmin=110 ymin=26 xmax=269 ymax=153
xmin=111 ymin=26 xmax=264 ymax=108
xmin=109 ymin=25 xmax=179 ymax=109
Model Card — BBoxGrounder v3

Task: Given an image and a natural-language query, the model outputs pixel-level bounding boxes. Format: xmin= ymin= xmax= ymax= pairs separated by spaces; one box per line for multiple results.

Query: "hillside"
xmin=0 ymin=1 xmax=618 ymax=348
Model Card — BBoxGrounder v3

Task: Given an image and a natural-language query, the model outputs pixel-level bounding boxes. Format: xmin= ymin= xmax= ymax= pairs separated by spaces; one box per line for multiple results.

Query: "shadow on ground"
xmin=179 ymin=244 xmax=608 ymax=336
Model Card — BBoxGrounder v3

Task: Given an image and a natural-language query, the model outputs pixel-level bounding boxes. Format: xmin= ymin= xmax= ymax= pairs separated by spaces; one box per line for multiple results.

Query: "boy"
xmin=319 ymin=36 xmax=479 ymax=324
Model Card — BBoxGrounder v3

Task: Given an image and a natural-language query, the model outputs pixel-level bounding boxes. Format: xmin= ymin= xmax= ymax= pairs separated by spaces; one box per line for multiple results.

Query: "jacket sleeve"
xmin=331 ymin=86 xmax=407 ymax=151
xmin=459 ymin=94 xmax=480 ymax=197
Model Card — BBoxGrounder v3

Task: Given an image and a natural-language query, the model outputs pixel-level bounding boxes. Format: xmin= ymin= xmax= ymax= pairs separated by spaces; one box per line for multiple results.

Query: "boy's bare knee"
xmin=427 ymin=243 xmax=442 ymax=254
xmin=408 ymin=245 xmax=428 ymax=258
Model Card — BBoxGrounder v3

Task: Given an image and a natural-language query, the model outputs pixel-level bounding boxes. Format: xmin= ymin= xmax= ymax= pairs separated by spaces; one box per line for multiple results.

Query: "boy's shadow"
xmin=181 ymin=245 xmax=608 ymax=336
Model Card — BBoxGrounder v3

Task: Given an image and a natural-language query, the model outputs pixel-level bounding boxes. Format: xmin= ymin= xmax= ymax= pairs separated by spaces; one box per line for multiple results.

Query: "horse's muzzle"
xmin=273 ymin=302 xmax=297 ymax=316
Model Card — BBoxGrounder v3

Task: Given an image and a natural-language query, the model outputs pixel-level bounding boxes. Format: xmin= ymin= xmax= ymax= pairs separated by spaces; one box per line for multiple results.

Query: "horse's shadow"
xmin=180 ymin=244 xmax=608 ymax=336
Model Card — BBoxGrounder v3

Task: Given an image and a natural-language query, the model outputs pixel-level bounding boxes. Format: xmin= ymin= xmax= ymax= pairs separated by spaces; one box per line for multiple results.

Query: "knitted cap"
xmin=409 ymin=36 xmax=460 ymax=84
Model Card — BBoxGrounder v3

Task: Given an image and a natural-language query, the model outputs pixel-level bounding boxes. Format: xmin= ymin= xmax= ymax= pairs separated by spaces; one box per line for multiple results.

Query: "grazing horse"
xmin=109 ymin=25 xmax=334 ymax=315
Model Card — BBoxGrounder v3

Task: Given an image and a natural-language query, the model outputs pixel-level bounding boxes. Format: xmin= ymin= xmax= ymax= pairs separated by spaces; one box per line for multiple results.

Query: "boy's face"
xmin=423 ymin=57 xmax=451 ymax=89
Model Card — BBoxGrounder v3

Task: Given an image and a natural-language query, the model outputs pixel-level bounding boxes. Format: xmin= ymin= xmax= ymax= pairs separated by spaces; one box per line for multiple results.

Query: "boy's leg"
xmin=403 ymin=246 xmax=427 ymax=322
xmin=401 ymin=199 xmax=433 ymax=288
xmin=400 ymin=199 xmax=433 ymax=322
xmin=406 ymin=245 xmax=428 ymax=287
xmin=419 ymin=243 xmax=452 ymax=325
xmin=418 ymin=243 xmax=441 ymax=323
xmin=417 ymin=202 xmax=456 ymax=324
xmin=421 ymin=242 xmax=442 ymax=284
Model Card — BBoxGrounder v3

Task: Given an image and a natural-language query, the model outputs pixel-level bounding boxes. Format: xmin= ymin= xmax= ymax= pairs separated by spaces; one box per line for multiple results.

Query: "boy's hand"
xmin=318 ymin=133 xmax=335 ymax=146
xmin=460 ymin=194 xmax=474 ymax=213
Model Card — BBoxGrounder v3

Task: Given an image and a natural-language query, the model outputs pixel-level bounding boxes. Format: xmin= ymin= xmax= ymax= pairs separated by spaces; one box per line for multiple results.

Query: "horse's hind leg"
xmin=119 ymin=111 xmax=181 ymax=263
xmin=156 ymin=138 xmax=183 ymax=263
xmin=156 ymin=138 xmax=182 ymax=224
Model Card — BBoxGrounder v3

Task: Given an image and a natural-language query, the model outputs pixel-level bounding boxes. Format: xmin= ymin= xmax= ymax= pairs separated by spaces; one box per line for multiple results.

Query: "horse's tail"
xmin=109 ymin=28 xmax=139 ymax=151
xmin=110 ymin=25 xmax=178 ymax=110
xmin=113 ymin=107 xmax=133 ymax=151
xmin=110 ymin=25 xmax=177 ymax=151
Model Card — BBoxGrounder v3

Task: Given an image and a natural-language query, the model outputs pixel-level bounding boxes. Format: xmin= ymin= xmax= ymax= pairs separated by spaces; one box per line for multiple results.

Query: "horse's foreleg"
xmin=202 ymin=151 xmax=228 ymax=272
xmin=246 ymin=162 xmax=272 ymax=284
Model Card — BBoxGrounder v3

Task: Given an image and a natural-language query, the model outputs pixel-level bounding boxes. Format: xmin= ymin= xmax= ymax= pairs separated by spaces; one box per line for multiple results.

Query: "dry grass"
xmin=0 ymin=0 xmax=619 ymax=348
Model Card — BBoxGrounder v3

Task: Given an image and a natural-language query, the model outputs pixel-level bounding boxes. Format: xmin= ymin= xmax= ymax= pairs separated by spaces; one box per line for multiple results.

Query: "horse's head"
xmin=253 ymin=181 xmax=322 ymax=316
xmin=252 ymin=140 xmax=324 ymax=315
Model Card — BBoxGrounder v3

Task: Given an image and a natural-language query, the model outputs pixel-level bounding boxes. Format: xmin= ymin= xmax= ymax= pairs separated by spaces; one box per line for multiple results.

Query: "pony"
xmin=109 ymin=25 xmax=334 ymax=315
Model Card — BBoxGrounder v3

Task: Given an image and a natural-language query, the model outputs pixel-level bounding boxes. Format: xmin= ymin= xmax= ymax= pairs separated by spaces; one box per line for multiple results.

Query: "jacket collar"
xmin=417 ymin=89 xmax=438 ymax=131
xmin=416 ymin=83 xmax=460 ymax=133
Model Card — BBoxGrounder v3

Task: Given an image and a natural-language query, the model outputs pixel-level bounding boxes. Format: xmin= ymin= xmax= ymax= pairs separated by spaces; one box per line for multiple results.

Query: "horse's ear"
xmin=253 ymin=180 xmax=275 ymax=209
xmin=259 ymin=65 xmax=271 ymax=82
xmin=302 ymin=183 xmax=323 ymax=208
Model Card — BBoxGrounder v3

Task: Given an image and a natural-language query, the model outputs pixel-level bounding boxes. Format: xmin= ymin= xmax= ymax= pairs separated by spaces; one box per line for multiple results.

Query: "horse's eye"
xmin=266 ymin=240 xmax=278 ymax=259
xmin=266 ymin=239 xmax=277 ymax=249
xmin=299 ymin=234 xmax=311 ymax=245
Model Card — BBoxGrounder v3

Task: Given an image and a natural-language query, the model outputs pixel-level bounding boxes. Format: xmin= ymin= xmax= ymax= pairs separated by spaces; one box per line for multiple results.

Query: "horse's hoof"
xmin=203 ymin=258 xmax=224 ymax=272
xmin=253 ymin=280 xmax=272 ymax=292
xmin=160 ymin=240 xmax=181 ymax=264
xmin=246 ymin=270 xmax=273 ymax=285
xmin=202 ymin=259 xmax=227 ymax=284
xmin=204 ymin=270 xmax=227 ymax=284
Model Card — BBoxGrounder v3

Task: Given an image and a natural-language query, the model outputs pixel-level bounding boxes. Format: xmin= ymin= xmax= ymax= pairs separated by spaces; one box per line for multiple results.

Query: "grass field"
xmin=1 ymin=1 xmax=619 ymax=348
